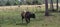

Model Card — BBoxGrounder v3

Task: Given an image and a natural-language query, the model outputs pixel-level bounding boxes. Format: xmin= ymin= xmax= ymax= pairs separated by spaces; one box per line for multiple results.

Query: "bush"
xmin=26 ymin=2 xmax=31 ymax=5
xmin=14 ymin=3 xmax=17 ymax=5
xmin=6 ymin=1 xmax=10 ymax=6
xmin=32 ymin=0 xmax=42 ymax=5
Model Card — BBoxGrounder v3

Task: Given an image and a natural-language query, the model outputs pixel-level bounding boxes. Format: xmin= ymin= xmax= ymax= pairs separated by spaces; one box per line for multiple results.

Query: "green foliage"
xmin=32 ymin=0 xmax=38 ymax=5
xmin=6 ymin=1 xmax=10 ymax=6
xmin=14 ymin=3 xmax=17 ymax=5
xmin=15 ymin=0 xmax=20 ymax=5
xmin=0 ymin=0 xmax=44 ymax=5
xmin=0 ymin=0 xmax=60 ymax=5
xmin=25 ymin=0 xmax=42 ymax=5
xmin=26 ymin=1 xmax=31 ymax=5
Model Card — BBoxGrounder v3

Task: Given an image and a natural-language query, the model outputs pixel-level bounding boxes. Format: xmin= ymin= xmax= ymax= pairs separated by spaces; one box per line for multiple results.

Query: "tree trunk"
xmin=45 ymin=0 xmax=49 ymax=16
xmin=50 ymin=0 xmax=54 ymax=11
xmin=56 ymin=0 xmax=58 ymax=11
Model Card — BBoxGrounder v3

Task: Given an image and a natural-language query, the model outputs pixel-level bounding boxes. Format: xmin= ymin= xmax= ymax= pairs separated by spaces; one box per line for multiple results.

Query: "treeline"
xmin=0 ymin=0 xmax=59 ymax=6
xmin=0 ymin=0 xmax=44 ymax=6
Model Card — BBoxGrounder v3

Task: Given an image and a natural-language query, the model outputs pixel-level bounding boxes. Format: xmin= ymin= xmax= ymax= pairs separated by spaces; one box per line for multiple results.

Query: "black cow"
xmin=21 ymin=11 xmax=35 ymax=24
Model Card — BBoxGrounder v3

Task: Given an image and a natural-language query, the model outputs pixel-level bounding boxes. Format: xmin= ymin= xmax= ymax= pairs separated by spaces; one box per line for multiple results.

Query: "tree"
xmin=56 ymin=0 xmax=58 ymax=11
xmin=45 ymin=0 xmax=49 ymax=16
xmin=26 ymin=1 xmax=31 ymax=5
xmin=6 ymin=0 xmax=10 ymax=6
xmin=50 ymin=0 xmax=54 ymax=11
xmin=15 ymin=0 xmax=20 ymax=5
xmin=32 ymin=0 xmax=38 ymax=5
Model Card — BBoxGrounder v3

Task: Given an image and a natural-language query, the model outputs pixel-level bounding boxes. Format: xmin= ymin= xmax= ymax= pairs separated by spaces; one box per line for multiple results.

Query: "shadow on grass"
xmin=16 ymin=23 xmax=28 ymax=26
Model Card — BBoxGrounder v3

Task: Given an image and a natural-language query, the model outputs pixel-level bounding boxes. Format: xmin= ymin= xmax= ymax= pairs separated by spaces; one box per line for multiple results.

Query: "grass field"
xmin=0 ymin=5 xmax=60 ymax=27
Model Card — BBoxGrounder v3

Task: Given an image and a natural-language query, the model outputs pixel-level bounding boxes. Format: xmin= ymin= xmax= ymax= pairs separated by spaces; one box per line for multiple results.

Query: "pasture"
xmin=0 ymin=5 xmax=60 ymax=27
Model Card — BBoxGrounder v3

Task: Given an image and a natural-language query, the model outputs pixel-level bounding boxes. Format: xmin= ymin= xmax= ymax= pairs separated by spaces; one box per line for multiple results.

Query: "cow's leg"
xmin=26 ymin=18 xmax=30 ymax=24
xmin=25 ymin=18 xmax=29 ymax=24
xmin=22 ymin=17 xmax=24 ymax=23
xmin=28 ymin=18 xmax=30 ymax=23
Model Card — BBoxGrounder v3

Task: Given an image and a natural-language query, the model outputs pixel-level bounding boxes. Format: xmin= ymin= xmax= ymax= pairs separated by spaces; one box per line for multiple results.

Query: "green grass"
xmin=0 ymin=11 xmax=60 ymax=27
xmin=0 ymin=6 xmax=60 ymax=27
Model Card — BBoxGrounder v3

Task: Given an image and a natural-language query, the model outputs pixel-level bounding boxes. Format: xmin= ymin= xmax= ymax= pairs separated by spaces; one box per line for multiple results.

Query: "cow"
xmin=21 ymin=10 xmax=35 ymax=24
